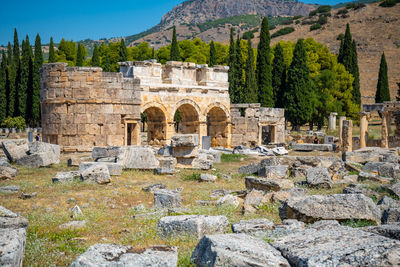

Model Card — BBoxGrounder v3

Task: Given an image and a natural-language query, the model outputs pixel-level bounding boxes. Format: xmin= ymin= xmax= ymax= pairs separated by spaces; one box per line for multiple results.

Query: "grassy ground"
xmin=0 ymin=152 xmax=395 ymax=266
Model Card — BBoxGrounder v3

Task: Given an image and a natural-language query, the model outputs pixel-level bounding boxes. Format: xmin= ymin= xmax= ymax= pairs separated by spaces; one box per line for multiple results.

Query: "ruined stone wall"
xmin=40 ymin=63 xmax=141 ymax=152
xmin=231 ymin=104 xmax=285 ymax=147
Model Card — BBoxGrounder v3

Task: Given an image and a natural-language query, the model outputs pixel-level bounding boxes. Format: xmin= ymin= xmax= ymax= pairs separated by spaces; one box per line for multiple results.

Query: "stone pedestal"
xmin=359 ymin=112 xmax=369 ymax=149
xmin=328 ymin=113 xmax=338 ymax=131
xmin=380 ymin=111 xmax=389 ymax=149
xmin=338 ymin=116 xmax=346 ymax=146
xmin=342 ymin=120 xmax=353 ymax=152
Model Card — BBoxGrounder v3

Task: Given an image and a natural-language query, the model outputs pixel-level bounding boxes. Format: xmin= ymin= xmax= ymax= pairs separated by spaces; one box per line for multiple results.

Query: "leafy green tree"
xmin=57 ymin=38 xmax=76 ymax=64
xmin=30 ymin=33 xmax=43 ymax=126
xmin=338 ymin=24 xmax=361 ymax=106
xmin=375 ymin=52 xmax=390 ymax=103
xmin=272 ymin=43 xmax=286 ymax=108
xmin=0 ymin=50 xmax=7 ymax=123
xmin=283 ymin=39 xmax=313 ymax=130
xmin=48 ymin=37 xmax=56 ymax=63
xmin=17 ymin=36 xmax=33 ymax=118
xmin=209 ymin=41 xmax=216 ymax=67
xmin=6 ymin=42 xmax=15 ymax=117
xmin=256 ymin=17 xmax=273 ymax=107
xmin=91 ymin=44 xmax=100 ymax=67
xmin=137 ymin=42 xmax=152 ymax=61
xmin=101 ymin=51 xmax=112 ymax=72
xmin=119 ymin=39 xmax=128 ymax=62
xmin=76 ymin=43 xmax=86 ymax=67
xmin=245 ymin=39 xmax=258 ymax=103
xmin=170 ymin=26 xmax=181 ymax=61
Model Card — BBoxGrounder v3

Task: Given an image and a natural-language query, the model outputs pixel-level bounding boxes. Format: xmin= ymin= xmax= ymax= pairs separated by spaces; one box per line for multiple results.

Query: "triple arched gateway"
xmin=40 ymin=61 xmax=284 ymax=152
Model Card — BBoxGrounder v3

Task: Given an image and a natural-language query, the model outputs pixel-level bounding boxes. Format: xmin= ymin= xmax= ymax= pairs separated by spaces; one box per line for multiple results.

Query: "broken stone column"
xmin=342 ymin=120 xmax=353 ymax=152
xmin=338 ymin=116 xmax=346 ymax=146
xmin=171 ymin=134 xmax=199 ymax=168
xmin=328 ymin=112 xmax=338 ymax=131
xmin=359 ymin=112 xmax=369 ymax=149
xmin=380 ymin=111 xmax=389 ymax=149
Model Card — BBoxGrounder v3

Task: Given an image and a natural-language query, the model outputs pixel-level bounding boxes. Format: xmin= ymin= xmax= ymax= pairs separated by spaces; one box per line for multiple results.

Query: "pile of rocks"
xmin=1 ymin=140 xmax=60 ymax=168
xmin=0 ymin=206 xmax=29 ymax=266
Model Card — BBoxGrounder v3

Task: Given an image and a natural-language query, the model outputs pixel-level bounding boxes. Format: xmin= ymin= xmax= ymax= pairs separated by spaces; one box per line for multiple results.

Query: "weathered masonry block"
xmin=41 ymin=61 xmax=285 ymax=151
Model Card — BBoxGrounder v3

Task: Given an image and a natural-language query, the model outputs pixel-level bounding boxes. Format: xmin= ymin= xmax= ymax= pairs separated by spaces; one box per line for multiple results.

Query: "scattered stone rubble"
xmin=0 ymin=206 xmax=29 ymax=267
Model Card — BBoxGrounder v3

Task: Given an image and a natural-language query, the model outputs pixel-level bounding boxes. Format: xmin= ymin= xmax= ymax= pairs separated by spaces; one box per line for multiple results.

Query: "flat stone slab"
xmin=1 ymin=139 xmax=29 ymax=162
xmin=292 ymin=143 xmax=333 ymax=152
xmin=171 ymin=134 xmax=199 ymax=147
xmin=0 ymin=186 xmax=20 ymax=194
xmin=80 ymin=164 xmax=111 ymax=184
xmin=79 ymin=162 xmax=122 ymax=176
xmin=279 ymin=194 xmax=381 ymax=224
xmin=157 ymin=215 xmax=229 ymax=239
xmin=191 ymin=234 xmax=290 ymax=267
xmin=123 ymin=146 xmax=159 ymax=170
xmin=272 ymin=220 xmax=400 ymax=266
xmin=363 ymin=222 xmax=400 ymax=241
xmin=258 ymin=165 xmax=289 ymax=179
xmin=245 ymin=176 xmax=294 ymax=192
xmin=231 ymin=219 xmax=274 ymax=234
xmin=306 ymin=167 xmax=332 ymax=189
xmin=154 ymin=189 xmax=181 ymax=209
xmin=70 ymin=244 xmax=178 ymax=267
xmin=52 ymin=171 xmax=80 ymax=183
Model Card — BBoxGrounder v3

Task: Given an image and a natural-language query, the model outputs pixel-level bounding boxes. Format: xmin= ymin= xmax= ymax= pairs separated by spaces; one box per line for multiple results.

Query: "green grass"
xmin=182 ymin=173 xmax=201 ymax=181
xmin=340 ymin=219 xmax=377 ymax=228
xmin=221 ymin=154 xmax=245 ymax=163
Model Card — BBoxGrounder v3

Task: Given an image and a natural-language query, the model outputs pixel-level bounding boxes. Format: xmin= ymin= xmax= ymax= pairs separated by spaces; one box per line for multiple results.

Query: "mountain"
xmin=159 ymin=0 xmax=316 ymax=28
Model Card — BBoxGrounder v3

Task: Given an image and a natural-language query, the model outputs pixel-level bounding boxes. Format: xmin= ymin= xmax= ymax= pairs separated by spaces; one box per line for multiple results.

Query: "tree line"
xmin=0 ymin=24 xmax=393 ymax=129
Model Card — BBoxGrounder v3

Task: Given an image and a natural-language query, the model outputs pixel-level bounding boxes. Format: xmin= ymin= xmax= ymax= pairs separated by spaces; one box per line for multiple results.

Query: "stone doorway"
xmin=261 ymin=125 xmax=275 ymax=144
xmin=207 ymin=107 xmax=228 ymax=147
xmin=143 ymin=107 xmax=167 ymax=146
xmin=126 ymin=123 xmax=138 ymax=145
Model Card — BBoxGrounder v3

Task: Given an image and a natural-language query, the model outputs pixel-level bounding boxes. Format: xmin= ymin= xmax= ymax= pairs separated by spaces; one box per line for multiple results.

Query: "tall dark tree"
xmin=338 ymin=24 xmax=361 ymax=106
xmin=272 ymin=43 xmax=286 ymax=108
xmin=396 ymin=83 xmax=400 ymax=101
xmin=17 ymin=36 xmax=33 ymax=118
xmin=13 ymin=29 xmax=20 ymax=68
xmin=6 ymin=42 xmax=14 ymax=117
xmin=170 ymin=26 xmax=181 ymax=61
xmin=30 ymin=34 xmax=43 ymax=126
xmin=245 ymin=39 xmax=258 ymax=103
xmin=0 ymin=51 xmax=6 ymax=123
xmin=91 ymin=44 xmax=100 ymax=67
xmin=209 ymin=41 xmax=216 ymax=67
xmin=76 ymin=43 xmax=86 ymax=66
xmin=151 ymin=48 xmax=155 ymax=59
xmin=256 ymin=17 xmax=273 ymax=107
xmin=12 ymin=29 xmax=20 ymax=117
xmin=235 ymin=36 xmax=244 ymax=103
xmin=48 ymin=37 xmax=56 ymax=63
xmin=101 ymin=52 xmax=112 ymax=72
xmin=283 ymin=39 xmax=313 ymax=130
xmin=119 ymin=39 xmax=128 ymax=62
xmin=375 ymin=52 xmax=390 ymax=103
xmin=228 ymin=28 xmax=238 ymax=103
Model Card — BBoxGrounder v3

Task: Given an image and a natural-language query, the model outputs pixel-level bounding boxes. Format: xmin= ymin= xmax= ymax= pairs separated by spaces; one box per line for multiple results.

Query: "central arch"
xmin=174 ymin=103 xmax=200 ymax=135
xmin=207 ymin=106 xmax=229 ymax=147
xmin=142 ymin=106 xmax=167 ymax=146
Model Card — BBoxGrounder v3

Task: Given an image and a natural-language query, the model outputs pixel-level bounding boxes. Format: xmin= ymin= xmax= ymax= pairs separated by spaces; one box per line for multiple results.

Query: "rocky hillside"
xmin=160 ymin=0 xmax=316 ymax=28
xmin=267 ymin=2 xmax=400 ymax=104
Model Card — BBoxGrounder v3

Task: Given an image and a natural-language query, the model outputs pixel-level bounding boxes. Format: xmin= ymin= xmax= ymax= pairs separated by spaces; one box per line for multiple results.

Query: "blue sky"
xmin=0 ymin=0 xmax=350 ymax=46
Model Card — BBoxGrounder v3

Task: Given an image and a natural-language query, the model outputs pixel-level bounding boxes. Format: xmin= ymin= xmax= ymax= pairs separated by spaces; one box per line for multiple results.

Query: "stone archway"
xmin=142 ymin=106 xmax=167 ymax=146
xmin=207 ymin=106 xmax=229 ymax=147
xmin=174 ymin=103 xmax=200 ymax=135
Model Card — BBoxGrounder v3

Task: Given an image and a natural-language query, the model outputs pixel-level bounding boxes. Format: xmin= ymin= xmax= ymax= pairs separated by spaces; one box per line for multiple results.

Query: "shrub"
xmin=340 ymin=219 xmax=377 ymax=228
xmin=1 ymin=116 xmax=26 ymax=130
xmin=318 ymin=15 xmax=328 ymax=25
xmin=336 ymin=8 xmax=349 ymax=15
xmin=302 ymin=19 xmax=317 ymax=25
xmin=281 ymin=19 xmax=294 ymax=25
xmin=310 ymin=23 xmax=322 ymax=31
xmin=295 ymin=20 xmax=300 ymax=24
xmin=271 ymin=27 xmax=295 ymax=38
xmin=380 ymin=0 xmax=397 ymax=7
xmin=310 ymin=5 xmax=332 ymax=16
xmin=293 ymin=15 xmax=303 ymax=20
xmin=337 ymin=33 xmax=345 ymax=40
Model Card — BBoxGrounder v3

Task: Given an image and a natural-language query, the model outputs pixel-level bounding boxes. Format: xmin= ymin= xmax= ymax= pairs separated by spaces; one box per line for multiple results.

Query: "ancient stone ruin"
xmin=40 ymin=61 xmax=285 ymax=151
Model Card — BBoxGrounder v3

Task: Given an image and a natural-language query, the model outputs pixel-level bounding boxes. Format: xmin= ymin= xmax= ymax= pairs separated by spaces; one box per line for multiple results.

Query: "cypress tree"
xmin=256 ymin=17 xmax=274 ymax=107
xmin=396 ymin=83 xmax=400 ymax=101
xmin=228 ymin=28 xmax=237 ymax=103
xmin=283 ymin=39 xmax=313 ymax=130
xmin=119 ymin=39 xmax=128 ymax=62
xmin=338 ymin=24 xmax=361 ymax=106
xmin=170 ymin=26 xmax=181 ymax=61
xmin=76 ymin=43 xmax=86 ymax=67
xmin=351 ymin=40 xmax=361 ymax=105
xmin=245 ymin=39 xmax=258 ymax=103
xmin=272 ymin=43 xmax=286 ymax=108
xmin=18 ymin=36 xmax=32 ymax=118
xmin=375 ymin=52 xmax=390 ymax=103
xmin=48 ymin=37 xmax=56 ymax=63
xmin=0 ymin=50 xmax=6 ymax=123
xmin=151 ymin=48 xmax=155 ymax=59
xmin=30 ymin=34 xmax=43 ymax=126
xmin=209 ymin=41 xmax=216 ymax=67
xmin=91 ymin=44 xmax=100 ymax=67
xmin=235 ymin=37 xmax=244 ymax=103
xmin=12 ymin=29 xmax=20 ymax=117
xmin=6 ymin=42 xmax=14 ymax=117
xmin=102 ymin=52 xmax=112 ymax=72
